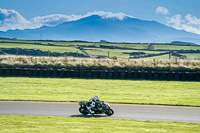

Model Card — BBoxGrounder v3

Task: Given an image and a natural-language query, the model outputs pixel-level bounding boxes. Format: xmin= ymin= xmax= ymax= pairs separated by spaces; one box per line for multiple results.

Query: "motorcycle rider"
xmin=86 ymin=96 xmax=99 ymax=115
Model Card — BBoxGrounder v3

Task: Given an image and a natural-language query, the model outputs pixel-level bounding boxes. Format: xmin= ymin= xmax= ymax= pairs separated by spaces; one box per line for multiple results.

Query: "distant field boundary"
xmin=0 ymin=68 xmax=199 ymax=81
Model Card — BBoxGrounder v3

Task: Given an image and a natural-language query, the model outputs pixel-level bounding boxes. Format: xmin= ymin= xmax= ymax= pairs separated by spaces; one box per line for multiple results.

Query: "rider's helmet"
xmin=94 ymin=96 xmax=99 ymax=101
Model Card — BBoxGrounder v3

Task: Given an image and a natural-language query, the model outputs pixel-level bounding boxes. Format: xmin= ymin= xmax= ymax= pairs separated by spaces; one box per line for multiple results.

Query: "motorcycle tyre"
xmin=79 ymin=107 xmax=88 ymax=115
xmin=105 ymin=109 xmax=114 ymax=116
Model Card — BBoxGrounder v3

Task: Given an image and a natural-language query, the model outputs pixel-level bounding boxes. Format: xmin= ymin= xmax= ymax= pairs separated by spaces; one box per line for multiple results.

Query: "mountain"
xmin=0 ymin=15 xmax=200 ymax=44
xmin=170 ymin=41 xmax=198 ymax=46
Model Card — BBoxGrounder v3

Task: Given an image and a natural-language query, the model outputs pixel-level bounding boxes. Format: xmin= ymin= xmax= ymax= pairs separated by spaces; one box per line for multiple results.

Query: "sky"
xmin=0 ymin=0 xmax=200 ymax=34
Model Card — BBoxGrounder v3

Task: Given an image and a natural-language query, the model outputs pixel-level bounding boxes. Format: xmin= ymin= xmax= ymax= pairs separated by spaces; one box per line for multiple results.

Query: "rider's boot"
xmin=86 ymin=106 xmax=94 ymax=115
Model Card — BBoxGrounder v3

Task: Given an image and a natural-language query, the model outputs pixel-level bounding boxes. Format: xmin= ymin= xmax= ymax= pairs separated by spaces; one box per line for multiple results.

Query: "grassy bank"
xmin=0 ymin=115 xmax=200 ymax=133
xmin=0 ymin=56 xmax=200 ymax=71
xmin=0 ymin=77 xmax=200 ymax=106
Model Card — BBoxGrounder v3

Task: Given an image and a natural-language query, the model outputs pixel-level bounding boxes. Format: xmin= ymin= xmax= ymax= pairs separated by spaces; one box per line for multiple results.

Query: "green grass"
xmin=2 ymin=39 xmax=200 ymax=50
xmin=0 ymin=40 xmax=149 ymax=49
xmin=145 ymin=54 xmax=170 ymax=60
xmin=0 ymin=39 xmax=93 ymax=46
xmin=1 ymin=39 xmax=200 ymax=59
xmin=0 ymin=77 xmax=200 ymax=106
xmin=85 ymin=48 xmax=132 ymax=58
xmin=0 ymin=115 xmax=200 ymax=133
xmin=94 ymin=43 xmax=149 ymax=49
xmin=146 ymin=54 xmax=179 ymax=60
xmin=0 ymin=43 xmax=81 ymax=53
xmin=85 ymin=48 xmax=164 ymax=58
xmin=154 ymin=44 xmax=200 ymax=50
xmin=182 ymin=53 xmax=200 ymax=60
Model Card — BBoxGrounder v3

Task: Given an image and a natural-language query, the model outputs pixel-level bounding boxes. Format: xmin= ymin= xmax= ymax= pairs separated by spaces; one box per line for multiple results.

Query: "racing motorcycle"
xmin=78 ymin=101 xmax=114 ymax=116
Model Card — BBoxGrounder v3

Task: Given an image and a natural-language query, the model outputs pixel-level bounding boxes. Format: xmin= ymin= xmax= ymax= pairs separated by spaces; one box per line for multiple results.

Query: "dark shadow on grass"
xmin=71 ymin=114 xmax=108 ymax=118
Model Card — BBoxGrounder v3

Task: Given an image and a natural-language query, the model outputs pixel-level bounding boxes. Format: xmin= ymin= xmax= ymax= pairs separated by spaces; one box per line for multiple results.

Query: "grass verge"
xmin=0 ymin=77 xmax=200 ymax=106
xmin=0 ymin=115 xmax=200 ymax=133
xmin=1 ymin=56 xmax=200 ymax=71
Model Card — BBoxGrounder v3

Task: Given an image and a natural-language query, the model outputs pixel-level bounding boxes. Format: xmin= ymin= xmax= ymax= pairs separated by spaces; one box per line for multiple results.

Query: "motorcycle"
xmin=78 ymin=101 xmax=114 ymax=116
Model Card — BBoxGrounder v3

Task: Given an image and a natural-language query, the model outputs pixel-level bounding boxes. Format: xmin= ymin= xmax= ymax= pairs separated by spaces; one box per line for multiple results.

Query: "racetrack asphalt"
xmin=0 ymin=101 xmax=200 ymax=123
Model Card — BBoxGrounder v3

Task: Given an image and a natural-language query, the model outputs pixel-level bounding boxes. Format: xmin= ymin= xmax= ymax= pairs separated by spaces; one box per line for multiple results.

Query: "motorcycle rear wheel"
xmin=79 ymin=107 xmax=88 ymax=115
xmin=105 ymin=109 xmax=114 ymax=116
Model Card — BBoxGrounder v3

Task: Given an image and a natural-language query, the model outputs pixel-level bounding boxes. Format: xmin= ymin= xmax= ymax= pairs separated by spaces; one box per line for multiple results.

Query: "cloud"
xmin=179 ymin=24 xmax=200 ymax=35
xmin=0 ymin=8 xmax=134 ymax=31
xmin=156 ymin=7 xmax=169 ymax=15
xmin=85 ymin=11 xmax=134 ymax=20
xmin=0 ymin=8 xmax=32 ymax=31
xmin=31 ymin=14 xmax=77 ymax=27
xmin=185 ymin=14 xmax=200 ymax=25
xmin=167 ymin=14 xmax=182 ymax=27
xmin=167 ymin=14 xmax=200 ymax=35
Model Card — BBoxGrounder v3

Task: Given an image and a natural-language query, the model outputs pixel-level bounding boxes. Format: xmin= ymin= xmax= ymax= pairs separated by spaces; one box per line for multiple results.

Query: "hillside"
xmin=0 ymin=15 xmax=200 ymax=44
xmin=0 ymin=39 xmax=200 ymax=60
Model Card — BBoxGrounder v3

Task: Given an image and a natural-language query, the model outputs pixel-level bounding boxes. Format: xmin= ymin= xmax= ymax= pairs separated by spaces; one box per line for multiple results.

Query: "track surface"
xmin=0 ymin=101 xmax=200 ymax=123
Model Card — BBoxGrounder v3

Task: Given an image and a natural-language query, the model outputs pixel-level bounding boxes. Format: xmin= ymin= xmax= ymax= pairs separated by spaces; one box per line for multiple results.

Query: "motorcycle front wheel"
xmin=105 ymin=109 xmax=114 ymax=116
xmin=79 ymin=107 xmax=88 ymax=115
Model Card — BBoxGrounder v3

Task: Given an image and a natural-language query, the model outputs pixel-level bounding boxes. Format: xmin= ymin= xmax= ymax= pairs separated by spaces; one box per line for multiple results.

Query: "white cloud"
xmin=0 ymin=8 xmax=32 ymax=31
xmin=167 ymin=14 xmax=200 ymax=35
xmin=0 ymin=8 xmax=134 ymax=31
xmin=185 ymin=14 xmax=200 ymax=25
xmin=85 ymin=11 xmax=134 ymax=20
xmin=180 ymin=24 xmax=200 ymax=35
xmin=156 ymin=7 xmax=169 ymax=15
xmin=31 ymin=14 xmax=75 ymax=27
xmin=167 ymin=14 xmax=182 ymax=27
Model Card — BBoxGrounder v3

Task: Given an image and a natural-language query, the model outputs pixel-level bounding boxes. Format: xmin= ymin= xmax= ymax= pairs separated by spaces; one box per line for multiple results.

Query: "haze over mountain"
xmin=1 ymin=14 xmax=200 ymax=44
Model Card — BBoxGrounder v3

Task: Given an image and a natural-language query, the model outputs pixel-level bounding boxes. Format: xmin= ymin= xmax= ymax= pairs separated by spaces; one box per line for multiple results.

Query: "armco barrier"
xmin=0 ymin=68 xmax=199 ymax=81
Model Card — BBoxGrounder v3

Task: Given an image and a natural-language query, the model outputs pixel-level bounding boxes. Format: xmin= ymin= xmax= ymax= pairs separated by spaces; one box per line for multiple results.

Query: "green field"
xmin=153 ymin=44 xmax=200 ymax=50
xmin=0 ymin=77 xmax=199 ymax=106
xmin=0 ymin=39 xmax=93 ymax=46
xmin=181 ymin=53 xmax=200 ymax=60
xmin=0 ymin=43 xmax=81 ymax=53
xmin=0 ymin=115 xmax=199 ymax=133
xmin=0 ymin=39 xmax=148 ymax=49
xmin=85 ymin=48 xmax=163 ymax=58
xmin=1 ymin=39 xmax=200 ymax=50
xmin=1 ymin=39 xmax=200 ymax=59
